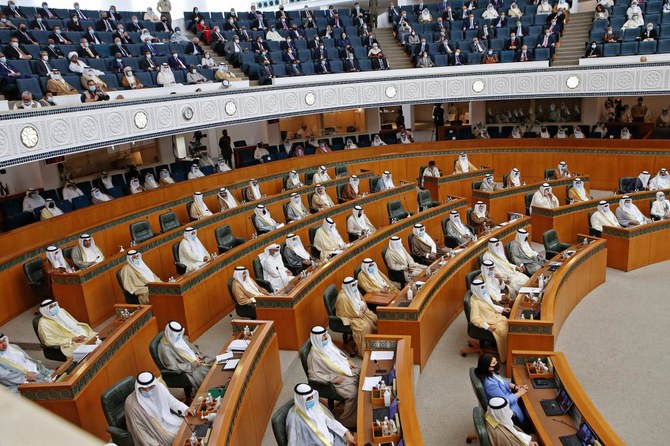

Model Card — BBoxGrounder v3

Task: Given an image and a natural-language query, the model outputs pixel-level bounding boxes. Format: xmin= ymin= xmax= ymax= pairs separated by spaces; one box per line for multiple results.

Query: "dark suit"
xmin=362 ymin=35 xmax=378 ymax=47
xmin=83 ymin=30 xmax=102 ymax=44
xmin=584 ymin=46 xmax=600 ymax=57
xmin=4 ymin=45 xmax=30 ymax=60
xmin=470 ymin=40 xmax=487 ymax=53
xmin=184 ymin=42 xmax=203 ymax=55
xmin=251 ymin=41 xmax=270 ymax=53
xmin=44 ymin=44 xmax=65 ymax=59
xmin=344 ymin=58 xmax=360 ymax=71
xmin=639 ymin=28 xmax=658 ymax=40
xmin=140 ymin=42 xmax=163 ymax=56
xmin=315 ymin=59 xmax=331 ymax=74
xmin=112 ymin=31 xmax=133 ymax=44
xmin=126 ymin=22 xmax=142 ymax=33
xmin=491 ymin=16 xmax=507 ymax=28
xmin=30 ymin=19 xmax=51 ymax=31
xmin=462 ymin=17 xmax=479 ymax=30
xmin=434 ymin=21 xmax=450 ymax=33
xmin=3 ymin=6 xmax=26 ymax=18
xmin=13 ymin=30 xmax=37 ymax=45
xmin=38 ymin=7 xmax=60 ymax=19
xmin=210 ymin=31 xmax=226 ymax=53
xmin=312 ymin=47 xmax=329 ymax=60
xmin=223 ymin=22 xmax=239 ymax=32
xmin=449 ymin=53 xmax=467 ymax=65
xmin=478 ymin=26 xmax=492 ymax=40
xmin=280 ymin=40 xmax=297 ymax=52
xmin=168 ymin=55 xmax=188 ymax=70
xmin=514 ymin=49 xmax=533 ymax=61
xmin=139 ymin=56 xmax=159 ymax=71
xmin=258 ymin=64 xmax=274 ymax=84
xmin=96 ymin=18 xmax=114 ymax=32
xmin=49 ymin=32 xmax=71 ymax=44
xmin=107 ymin=59 xmax=127 ymax=73
xmin=414 ymin=42 xmax=430 ymax=56
xmin=536 ymin=33 xmax=557 ymax=57
xmin=77 ymin=46 xmax=100 ymax=58
xmin=66 ymin=20 xmax=83 ymax=31
xmin=506 ymin=37 xmax=521 ymax=50
xmin=110 ymin=43 xmax=131 ymax=58
xmin=439 ymin=42 xmax=455 ymax=54
xmin=328 ymin=17 xmax=343 ymax=28
xmin=290 ymin=28 xmax=305 ymax=40
xmin=72 ymin=8 xmax=88 ymax=20
xmin=33 ymin=59 xmax=54 ymax=76
xmin=282 ymin=51 xmax=300 ymax=64
xmin=512 ymin=24 xmax=528 ymax=37
xmin=155 ymin=21 xmax=173 ymax=33
xmin=414 ymin=3 xmax=426 ymax=13
xmin=251 ymin=18 xmax=267 ymax=30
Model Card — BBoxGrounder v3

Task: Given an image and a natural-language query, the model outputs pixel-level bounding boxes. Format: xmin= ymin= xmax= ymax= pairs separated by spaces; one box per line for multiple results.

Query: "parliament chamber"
xmin=0 ymin=1 xmax=669 ymax=445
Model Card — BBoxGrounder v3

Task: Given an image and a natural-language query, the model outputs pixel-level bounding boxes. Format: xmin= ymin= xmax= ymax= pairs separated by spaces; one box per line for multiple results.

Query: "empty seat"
xmin=129 ymin=220 xmax=154 ymax=244
xmin=159 ymin=211 xmax=180 ymax=233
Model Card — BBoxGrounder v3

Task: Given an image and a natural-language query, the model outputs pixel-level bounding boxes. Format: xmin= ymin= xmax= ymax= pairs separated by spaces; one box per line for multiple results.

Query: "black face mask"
xmin=491 ymin=363 xmax=500 ymax=372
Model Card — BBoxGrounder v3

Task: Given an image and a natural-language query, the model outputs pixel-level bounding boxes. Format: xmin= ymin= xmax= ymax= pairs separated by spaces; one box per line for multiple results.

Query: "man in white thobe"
xmin=482 ymin=238 xmax=527 ymax=299
xmin=615 ymin=196 xmax=649 ymax=227
xmin=590 ymin=201 xmax=621 ymax=232
xmin=346 ymin=205 xmax=376 ymax=240
xmin=313 ymin=165 xmax=331 ymax=184
xmin=71 ymin=233 xmax=105 ymax=269
xmin=178 ymin=227 xmax=210 ymax=272
xmin=530 ymin=183 xmax=560 ymax=213
xmin=649 ymin=168 xmax=670 ymax=190
xmin=651 ymin=192 xmax=670 ymax=220
xmin=0 ymin=333 xmax=54 ymax=393
xmin=259 ymin=243 xmax=294 ymax=292
xmin=313 ymin=218 xmax=347 ymax=260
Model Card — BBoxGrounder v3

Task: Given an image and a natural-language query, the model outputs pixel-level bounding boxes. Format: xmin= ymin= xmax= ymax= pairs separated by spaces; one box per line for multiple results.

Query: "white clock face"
xmin=385 ymin=85 xmax=397 ymax=99
xmin=304 ymin=92 xmax=316 ymax=106
xmin=182 ymin=106 xmax=194 ymax=120
xmin=224 ymin=101 xmax=237 ymax=116
xmin=134 ymin=111 xmax=148 ymax=129
xmin=20 ymin=126 xmax=39 ymax=148
xmin=472 ymin=80 xmax=485 ymax=93
xmin=566 ymin=75 xmax=580 ymax=90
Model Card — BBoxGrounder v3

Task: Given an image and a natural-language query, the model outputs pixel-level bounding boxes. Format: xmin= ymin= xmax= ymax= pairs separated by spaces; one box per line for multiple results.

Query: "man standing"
xmin=218 ymin=129 xmax=232 ymax=167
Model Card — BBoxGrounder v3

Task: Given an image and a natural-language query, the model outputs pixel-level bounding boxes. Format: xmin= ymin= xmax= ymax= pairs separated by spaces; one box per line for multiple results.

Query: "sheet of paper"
xmin=370 ymin=350 xmax=395 ymax=361
xmin=223 ymin=359 xmax=240 ymax=370
xmin=362 ymin=376 xmax=382 ymax=391
xmin=216 ymin=352 xmax=234 ymax=363
xmin=227 ymin=339 xmax=249 ymax=352
xmin=519 ymin=287 xmax=542 ymax=294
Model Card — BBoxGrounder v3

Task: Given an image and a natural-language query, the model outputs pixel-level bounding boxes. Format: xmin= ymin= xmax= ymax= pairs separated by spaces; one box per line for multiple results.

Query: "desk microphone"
xmin=402 ymin=196 xmax=411 ymax=216
xmin=373 ymin=359 xmax=387 ymax=375
xmin=176 ymin=409 xmax=198 ymax=437
xmin=551 ymin=418 xmax=578 ymax=430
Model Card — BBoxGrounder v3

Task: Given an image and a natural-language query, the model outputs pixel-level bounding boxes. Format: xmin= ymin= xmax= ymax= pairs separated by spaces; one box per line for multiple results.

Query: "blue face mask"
xmin=0 ymin=57 xmax=6 ymax=63
xmin=49 ymin=307 xmax=59 ymax=316
xmin=305 ymin=400 xmax=316 ymax=410
xmin=140 ymin=389 xmax=155 ymax=398
xmin=322 ymin=340 xmax=328 ymax=347
xmin=175 ymin=334 xmax=182 ymax=342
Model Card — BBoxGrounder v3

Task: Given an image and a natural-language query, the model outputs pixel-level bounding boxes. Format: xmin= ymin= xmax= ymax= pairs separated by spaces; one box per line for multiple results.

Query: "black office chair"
xmin=271 ymin=400 xmax=294 ymax=446
xmin=465 ymin=270 xmax=481 ymax=290
xmin=23 ymin=258 xmax=49 ymax=299
xmin=336 ymin=184 xmax=346 ymax=203
xmin=469 ymin=367 xmax=489 ymax=410
xmin=544 ymin=168 xmax=556 ymax=180
xmin=472 ymin=406 xmax=493 ymax=446
xmin=618 ymin=177 xmax=635 ymax=194
xmin=171 ymin=242 xmax=187 ymax=275
xmin=115 ymin=269 xmax=140 ymax=305
xmin=159 ymin=211 xmax=180 ymax=233
xmin=252 ymin=257 xmax=265 ymax=282
xmin=32 ymin=315 xmax=67 ymax=362
xmin=441 ymin=217 xmax=476 ymax=248
xmin=472 ymin=180 xmax=483 ymax=190
xmin=309 ymin=225 xmax=321 ymax=258
xmin=460 ymin=291 xmax=498 ymax=358
xmin=305 ymin=172 xmax=315 ymax=185
xmin=299 ymin=339 xmax=344 ymax=409
xmin=542 ymin=229 xmax=571 ymax=259
xmin=417 ymin=189 xmax=439 ymax=212
xmin=502 ymin=173 xmax=510 ymax=188
xmin=129 ymin=220 xmax=154 ymax=244
xmin=186 ymin=202 xmax=196 ymax=221
xmin=417 ymin=165 xmax=427 ymax=189
xmin=524 ymin=192 xmax=534 ymax=216
xmin=322 ymin=284 xmax=354 ymax=355
xmin=565 ymin=184 xmax=574 ymax=205
xmin=214 ymin=224 xmax=245 ymax=254
xmin=227 ymin=278 xmax=258 ymax=319
xmin=588 ymin=211 xmax=601 ymax=237
xmin=100 ymin=376 xmax=136 ymax=446
xmin=369 ymin=176 xmax=381 ymax=192
xmin=387 ymin=200 xmax=411 ymax=223
xmin=466 ymin=207 xmax=474 ymax=226
xmin=148 ymin=331 xmax=193 ymax=398
xmin=381 ymin=247 xmax=407 ymax=289
xmin=335 ymin=165 xmax=348 ymax=177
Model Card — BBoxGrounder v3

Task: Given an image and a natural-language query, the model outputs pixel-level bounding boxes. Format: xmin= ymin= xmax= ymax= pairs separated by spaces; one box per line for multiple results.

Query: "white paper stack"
xmin=72 ymin=344 xmax=97 ymax=363
xmin=227 ymin=339 xmax=249 ymax=353
xmin=370 ymin=351 xmax=395 ymax=361
xmin=362 ymin=376 xmax=382 ymax=391
xmin=216 ymin=352 xmax=234 ymax=364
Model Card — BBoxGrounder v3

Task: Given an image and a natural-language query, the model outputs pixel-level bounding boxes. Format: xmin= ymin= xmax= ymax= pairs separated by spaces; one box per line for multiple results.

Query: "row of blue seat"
xmin=0 ymin=29 xmax=173 ymax=45
xmin=184 ymin=8 xmax=355 ymax=22
xmin=587 ymin=39 xmax=669 ymax=55
xmin=590 ymin=23 xmax=670 ymax=40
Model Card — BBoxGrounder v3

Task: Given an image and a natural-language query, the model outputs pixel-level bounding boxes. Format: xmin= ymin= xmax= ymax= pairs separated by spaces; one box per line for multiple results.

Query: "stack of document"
xmin=72 ymin=344 xmax=98 ymax=363
xmin=227 ymin=339 xmax=249 ymax=353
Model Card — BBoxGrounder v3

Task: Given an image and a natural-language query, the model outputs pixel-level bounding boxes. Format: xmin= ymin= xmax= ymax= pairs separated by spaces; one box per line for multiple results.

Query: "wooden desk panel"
xmin=356 ymin=335 xmax=423 ymax=446
xmin=19 ymin=305 xmax=158 ymax=440
xmin=507 ymin=238 xmax=607 ymax=369
xmin=173 ymin=320 xmax=281 ymax=446
xmin=377 ymin=217 xmax=531 ymax=368
xmin=511 ymin=351 xmax=624 ymax=446
xmin=424 ymin=168 xmax=494 ymax=204
xmin=602 ymin=219 xmax=670 ymax=271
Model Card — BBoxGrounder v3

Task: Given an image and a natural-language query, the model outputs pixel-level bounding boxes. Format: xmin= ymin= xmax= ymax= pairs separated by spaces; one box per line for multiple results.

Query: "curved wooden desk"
xmin=424 ymin=167 xmax=494 ymax=204
xmin=507 ymin=237 xmax=607 ymax=368
xmin=2 ymin=140 xmax=669 ymax=325
xmin=601 ymin=218 xmax=670 ymax=271
xmin=173 ymin=320 xmax=281 ymax=446
xmin=19 ymin=305 xmax=158 ymax=440
xmin=511 ymin=351 xmax=624 ymax=446
xmin=376 ymin=217 xmax=531 ymax=368
xmin=529 ymin=189 xmax=667 ymax=244
xmin=49 ymin=174 xmax=371 ymax=327
xmin=472 ymin=176 xmax=590 ymax=223
xmin=357 ymin=334 xmax=423 ymax=446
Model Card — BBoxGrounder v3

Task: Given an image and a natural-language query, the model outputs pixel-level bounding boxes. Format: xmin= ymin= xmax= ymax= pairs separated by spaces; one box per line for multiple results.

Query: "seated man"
xmin=340 ymin=175 xmax=361 ymax=201
xmin=313 ymin=165 xmax=331 ymax=184
xmin=189 ymin=192 xmax=213 ymax=220
xmin=552 ymin=161 xmax=571 ymax=179
xmin=43 ymin=245 xmax=74 ymax=293
xmin=157 ymin=321 xmax=213 ymax=389
xmin=423 ymin=160 xmax=441 ymax=179
xmin=357 ymin=258 xmax=399 ymax=294
xmin=455 ymin=152 xmax=477 ymax=173
xmin=187 ymin=164 xmax=205 ymax=180
xmin=410 ymin=223 xmax=449 ymax=265
xmin=590 ymin=201 xmax=621 ymax=233
xmin=231 ymin=266 xmax=270 ymax=313
xmin=61 ymin=180 xmax=83 ymax=202
xmin=567 ymin=178 xmax=592 ymax=203
xmin=507 ymin=229 xmax=544 ymax=276
xmin=91 ymin=187 xmax=113 ymax=203
xmin=22 ymin=188 xmax=45 ymax=213
xmin=471 ymin=201 xmax=496 ymax=235
xmin=307 ymin=327 xmax=361 ymax=429
xmin=128 ymin=177 xmax=144 ymax=194
xmin=347 ymin=206 xmax=376 ymax=240
xmin=312 ymin=184 xmax=335 ymax=211
xmin=477 ymin=259 xmax=513 ymax=306
xmin=71 ymin=233 xmax=105 ymax=269
xmin=469 ymin=280 xmax=509 ymax=359
xmin=39 ymin=198 xmax=63 ymax=220
xmin=445 ymin=210 xmax=475 ymax=245
xmin=143 ymin=173 xmax=160 ymax=190
xmin=475 ymin=354 xmax=529 ymax=428
xmin=125 ymin=371 xmax=195 ymax=446
xmin=530 ymin=183 xmax=559 ymax=213
xmin=371 ymin=134 xmax=387 ymax=146
xmin=179 ymin=227 xmax=210 ymax=272
xmin=483 ymin=238 xmax=527 ymax=299
xmin=485 ymin=397 xmax=538 ymax=446
xmin=120 ymin=66 xmax=144 ymax=89
xmin=375 ymin=171 xmax=395 ymax=192
xmin=649 ymin=168 xmax=670 ymax=190
xmin=651 ymin=192 xmax=670 ymax=220
xmin=615 ymin=196 xmax=649 ymax=227
xmin=286 ymin=193 xmax=310 ymax=221
xmin=120 ymin=250 xmax=161 ymax=304
xmin=480 ymin=173 xmax=498 ymax=191
xmin=626 ymin=170 xmax=650 ymax=193
xmin=159 ymin=169 xmax=175 ymax=185
xmin=37 ymin=299 xmax=97 ymax=358
xmin=507 ymin=168 xmax=524 ymax=187
xmin=284 ymin=233 xmax=315 ymax=273
xmin=243 ymin=179 xmax=263 ymax=202
xmin=384 ymin=236 xmax=427 ymax=284
xmin=336 ymin=277 xmax=377 ymax=356
xmin=253 ymin=204 xmax=282 ymax=233
xmin=259 ymin=243 xmax=294 ymax=292
xmin=286 ymin=170 xmax=303 ymax=190
xmin=314 ymin=218 xmax=347 ymax=260
xmin=0 ymin=332 xmax=54 ymax=393
xmin=286 ymin=383 xmax=356 ymax=444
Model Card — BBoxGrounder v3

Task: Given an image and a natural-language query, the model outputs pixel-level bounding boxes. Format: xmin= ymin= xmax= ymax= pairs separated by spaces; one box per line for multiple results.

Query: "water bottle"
xmin=384 ymin=386 xmax=391 ymax=407
xmin=407 ymin=287 xmax=413 ymax=301
xmin=244 ymin=325 xmax=251 ymax=339
xmin=382 ymin=417 xmax=391 ymax=436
